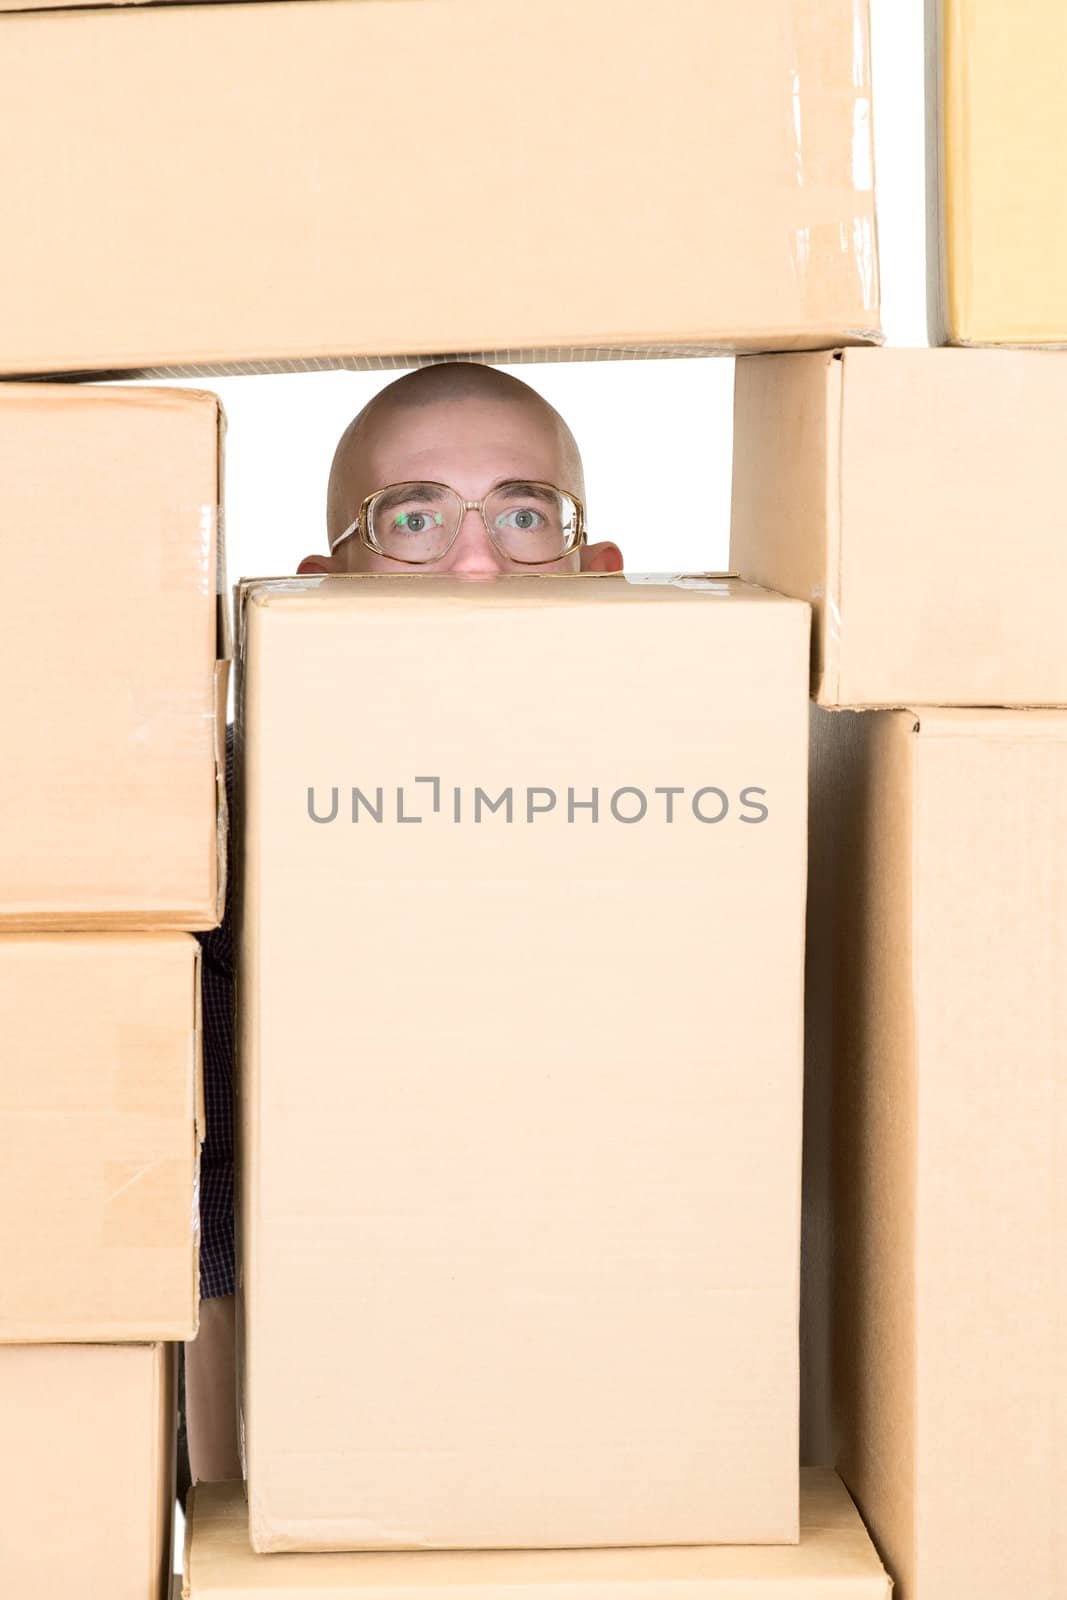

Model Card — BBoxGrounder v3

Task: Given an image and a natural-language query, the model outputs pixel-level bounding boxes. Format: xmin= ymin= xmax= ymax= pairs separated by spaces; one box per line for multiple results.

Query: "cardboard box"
xmin=237 ymin=573 xmax=810 ymax=1552
xmin=730 ymin=348 xmax=1067 ymax=708
xmin=806 ymin=707 xmax=1067 ymax=1599
xmin=929 ymin=0 xmax=1067 ymax=345
xmin=0 ymin=1342 xmax=175 ymax=1600
xmin=0 ymin=933 xmax=204 ymax=1341
xmin=183 ymin=1470 xmax=891 ymax=1599
xmin=0 ymin=383 xmax=227 ymax=928
xmin=0 ymin=0 xmax=879 ymax=377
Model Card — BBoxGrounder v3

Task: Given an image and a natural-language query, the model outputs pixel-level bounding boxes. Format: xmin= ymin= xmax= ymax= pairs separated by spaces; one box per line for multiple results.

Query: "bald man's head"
xmin=300 ymin=361 xmax=621 ymax=578
xmin=327 ymin=360 xmax=588 ymax=547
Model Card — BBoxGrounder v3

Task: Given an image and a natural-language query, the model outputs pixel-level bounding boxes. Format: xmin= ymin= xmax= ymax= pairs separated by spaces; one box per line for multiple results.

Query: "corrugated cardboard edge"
xmin=182 ymin=1482 xmax=196 ymax=1600
xmin=822 ymin=352 xmax=846 ymax=707
xmin=235 ymin=573 xmax=747 ymax=614
xmin=214 ymin=396 xmax=232 ymax=660
xmin=153 ymin=1343 xmax=179 ymax=1600
xmin=925 ymin=0 xmax=950 ymax=344
xmin=213 ymin=659 xmax=231 ymax=926
xmin=189 ymin=939 xmax=205 ymax=1340
xmin=8 ymin=333 xmax=885 ymax=385
xmin=949 ymin=334 xmax=1067 ymax=350
xmin=829 ymin=709 xmax=921 ymax=1600
xmin=212 ymin=391 xmax=232 ymax=927
xmin=233 ymin=578 xmax=254 ymax=1514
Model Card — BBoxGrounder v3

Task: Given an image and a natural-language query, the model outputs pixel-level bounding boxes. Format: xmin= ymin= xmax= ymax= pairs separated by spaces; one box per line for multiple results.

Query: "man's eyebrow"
xmin=377 ymin=482 xmax=449 ymax=504
xmin=492 ymin=479 xmax=556 ymax=501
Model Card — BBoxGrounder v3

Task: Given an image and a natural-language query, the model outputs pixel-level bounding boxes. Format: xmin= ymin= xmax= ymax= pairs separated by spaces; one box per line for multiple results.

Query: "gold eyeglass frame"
xmin=332 ymin=479 xmax=588 ymax=567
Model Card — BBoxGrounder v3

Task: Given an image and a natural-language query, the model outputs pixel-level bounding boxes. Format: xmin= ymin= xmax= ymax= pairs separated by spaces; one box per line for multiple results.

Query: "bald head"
xmin=325 ymin=362 xmax=585 ymax=551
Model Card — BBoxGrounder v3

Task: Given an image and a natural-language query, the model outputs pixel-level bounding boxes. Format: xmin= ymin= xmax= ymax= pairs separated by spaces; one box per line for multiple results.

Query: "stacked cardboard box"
xmin=0 ymin=1344 xmax=177 ymax=1599
xmin=730 ymin=348 xmax=1067 ymax=708
xmin=0 ymin=0 xmax=933 ymax=1595
xmin=182 ymin=1471 xmax=891 ymax=1599
xmin=0 ymin=385 xmax=226 ymax=1598
xmin=222 ymin=569 xmax=893 ymax=1591
xmin=0 ymin=0 xmax=881 ymax=375
xmin=929 ymin=0 xmax=1067 ymax=346
xmin=235 ymin=573 xmax=812 ymax=1553
xmin=731 ymin=351 xmax=1067 ymax=1599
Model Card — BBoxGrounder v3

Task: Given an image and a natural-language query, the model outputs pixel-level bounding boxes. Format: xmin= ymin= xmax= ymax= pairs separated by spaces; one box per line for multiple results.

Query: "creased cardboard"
xmin=731 ymin=348 xmax=1067 ymax=708
xmin=806 ymin=707 xmax=1067 ymax=1599
xmin=929 ymin=0 xmax=1067 ymax=345
xmin=0 ymin=933 xmax=204 ymax=1341
xmin=0 ymin=383 xmax=226 ymax=928
xmin=1 ymin=0 xmax=879 ymax=376
xmin=0 ymin=1342 xmax=175 ymax=1600
xmin=183 ymin=1471 xmax=891 ymax=1599
xmin=237 ymin=572 xmax=810 ymax=1552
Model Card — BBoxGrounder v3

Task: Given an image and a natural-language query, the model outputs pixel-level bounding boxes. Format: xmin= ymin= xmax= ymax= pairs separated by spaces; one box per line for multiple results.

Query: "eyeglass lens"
xmin=369 ymin=482 xmax=579 ymax=563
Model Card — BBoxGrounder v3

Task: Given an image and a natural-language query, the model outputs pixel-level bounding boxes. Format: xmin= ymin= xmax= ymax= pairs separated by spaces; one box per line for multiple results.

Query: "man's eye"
xmin=395 ymin=510 xmax=444 ymax=534
xmin=496 ymin=507 xmax=546 ymax=532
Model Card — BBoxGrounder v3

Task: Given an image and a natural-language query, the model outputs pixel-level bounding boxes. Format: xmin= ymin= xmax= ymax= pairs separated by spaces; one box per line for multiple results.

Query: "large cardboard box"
xmin=0 ymin=1342 xmax=176 ymax=1600
xmin=0 ymin=933 xmax=204 ymax=1341
xmin=183 ymin=1471 xmax=891 ymax=1599
xmin=0 ymin=0 xmax=879 ymax=377
xmin=237 ymin=573 xmax=811 ymax=1552
xmin=806 ymin=707 xmax=1067 ymax=1599
xmin=731 ymin=348 xmax=1067 ymax=708
xmin=929 ymin=0 xmax=1067 ymax=345
xmin=0 ymin=384 xmax=226 ymax=928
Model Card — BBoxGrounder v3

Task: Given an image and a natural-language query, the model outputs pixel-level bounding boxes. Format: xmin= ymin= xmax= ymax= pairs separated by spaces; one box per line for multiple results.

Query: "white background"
xmin=169 ymin=0 xmax=924 ymax=1561
xmin=132 ymin=0 xmax=927 ymax=591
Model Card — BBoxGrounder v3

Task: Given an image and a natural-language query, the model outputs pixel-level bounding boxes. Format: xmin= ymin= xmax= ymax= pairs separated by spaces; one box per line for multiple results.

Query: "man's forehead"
xmin=346 ymin=398 xmax=570 ymax=488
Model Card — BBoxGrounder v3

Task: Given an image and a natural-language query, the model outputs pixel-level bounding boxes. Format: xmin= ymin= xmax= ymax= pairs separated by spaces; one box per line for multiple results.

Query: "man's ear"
xmin=580 ymin=540 xmax=624 ymax=574
xmin=296 ymin=553 xmax=336 ymax=575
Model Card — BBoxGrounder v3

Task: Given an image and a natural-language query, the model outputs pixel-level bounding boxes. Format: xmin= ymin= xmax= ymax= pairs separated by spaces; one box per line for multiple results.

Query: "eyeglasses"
xmin=332 ymin=480 xmax=587 ymax=566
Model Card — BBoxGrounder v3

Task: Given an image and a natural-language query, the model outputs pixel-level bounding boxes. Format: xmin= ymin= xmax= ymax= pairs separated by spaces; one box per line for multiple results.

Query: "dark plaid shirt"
xmin=194 ymin=724 xmax=235 ymax=1300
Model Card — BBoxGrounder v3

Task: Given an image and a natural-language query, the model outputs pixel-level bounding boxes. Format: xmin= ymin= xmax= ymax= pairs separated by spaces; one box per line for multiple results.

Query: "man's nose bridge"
xmin=457 ymin=500 xmax=488 ymax=535
xmin=450 ymin=498 xmax=506 ymax=569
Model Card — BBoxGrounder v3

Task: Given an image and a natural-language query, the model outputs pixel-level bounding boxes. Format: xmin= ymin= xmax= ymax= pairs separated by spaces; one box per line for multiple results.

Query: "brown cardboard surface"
xmin=0 ymin=1342 xmax=175 ymax=1599
xmin=807 ymin=707 xmax=1067 ymax=1600
xmin=0 ymin=383 xmax=226 ymax=928
xmin=183 ymin=1471 xmax=890 ymax=1598
xmin=0 ymin=0 xmax=879 ymax=376
xmin=930 ymin=0 xmax=1067 ymax=345
xmin=0 ymin=933 xmax=204 ymax=1341
xmin=731 ymin=348 xmax=1067 ymax=707
xmin=237 ymin=572 xmax=811 ymax=1552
